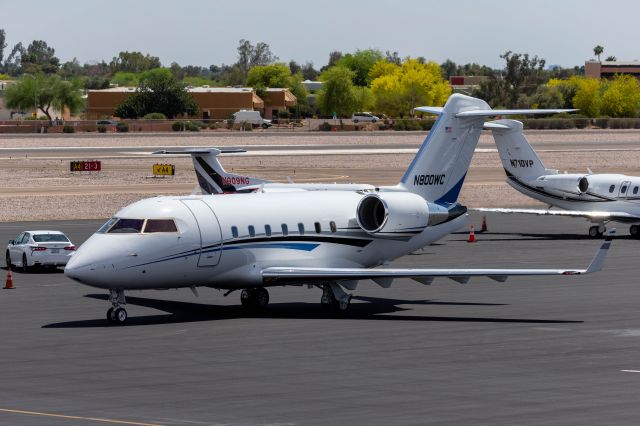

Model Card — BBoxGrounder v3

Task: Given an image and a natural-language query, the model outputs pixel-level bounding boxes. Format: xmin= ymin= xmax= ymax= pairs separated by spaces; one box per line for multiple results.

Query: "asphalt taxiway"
xmin=1 ymin=213 xmax=640 ymax=425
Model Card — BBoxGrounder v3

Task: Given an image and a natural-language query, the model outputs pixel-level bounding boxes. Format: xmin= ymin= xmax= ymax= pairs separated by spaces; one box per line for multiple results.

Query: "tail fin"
xmin=401 ymin=94 xmax=575 ymax=204
xmin=400 ymin=94 xmax=491 ymax=204
xmin=152 ymin=148 xmax=269 ymax=194
xmin=487 ymin=119 xmax=550 ymax=180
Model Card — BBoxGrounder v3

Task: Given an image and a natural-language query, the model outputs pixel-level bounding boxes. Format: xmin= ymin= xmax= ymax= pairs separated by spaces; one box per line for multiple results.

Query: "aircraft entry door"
xmin=181 ymin=199 xmax=222 ymax=267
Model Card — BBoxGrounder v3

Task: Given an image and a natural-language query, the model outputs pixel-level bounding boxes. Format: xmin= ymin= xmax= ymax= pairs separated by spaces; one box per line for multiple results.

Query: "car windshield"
xmin=33 ymin=234 xmax=69 ymax=242
xmin=107 ymin=218 xmax=145 ymax=234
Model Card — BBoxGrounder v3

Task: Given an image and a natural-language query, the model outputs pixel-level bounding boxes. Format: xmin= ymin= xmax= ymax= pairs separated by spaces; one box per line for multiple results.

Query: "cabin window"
xmin=330 ymin=221 xmax=337 ymax=233
xmin=314 ymin=222 xmax=322 ymax=233
xmin=144 ymin=219 xmax=178 ymax=233
xmin=609 ymin=185 xmax=615 ymax=193
xmin=621 ymin=185 xmax=628 ymax=194
xmin=634 ymin=186 xmax=639 ymax=195
xmin=108 ymin=218 xmax=145 ymax=234
xmin=265 ymin=225 xmax=272 ymax=237
xmin=231 ymin=226 xmax=238 ymax=238
xmin=281 ymin=224 xmax=288 ymax=236
xmin=248 ymin=225 xmax=255 ymax=237
xmin=298 ymin=223 xmax=305 ymax=235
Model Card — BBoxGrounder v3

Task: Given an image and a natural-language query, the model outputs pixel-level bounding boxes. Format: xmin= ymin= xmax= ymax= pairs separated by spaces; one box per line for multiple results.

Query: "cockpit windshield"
xmin=108 ymin=219 xmax=145 ymax=233
xmin=97 ymin=217 xmax=178 ymax=234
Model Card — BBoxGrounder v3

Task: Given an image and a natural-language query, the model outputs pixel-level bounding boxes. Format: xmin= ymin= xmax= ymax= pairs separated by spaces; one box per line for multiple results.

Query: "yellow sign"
xmin=153 ymin=164 xmax=175 ymax=176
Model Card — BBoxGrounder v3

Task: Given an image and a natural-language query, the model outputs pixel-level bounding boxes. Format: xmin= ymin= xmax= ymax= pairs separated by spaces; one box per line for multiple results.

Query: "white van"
xmin=232 ymin=110 xmax=272 ymax=128
xmin=352 ymin=112 xmax=379 ymax=123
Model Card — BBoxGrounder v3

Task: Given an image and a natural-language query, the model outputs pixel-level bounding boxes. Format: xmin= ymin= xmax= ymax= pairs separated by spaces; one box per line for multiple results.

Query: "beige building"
xmin=585 ymin=60 xmax=640 ymax=79
xmin=86 ymin=86 xmax=296 ymax=120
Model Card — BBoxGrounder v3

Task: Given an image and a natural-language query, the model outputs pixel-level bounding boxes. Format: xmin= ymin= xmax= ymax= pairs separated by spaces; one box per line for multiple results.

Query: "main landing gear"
xmin=630 ymin=225 xmax=640 ymax=238
xmin=106 ymin=289 xmax=127 ymax=325
xmin=321 ymin=283 xmax=352 ymax=312
xmin=240 ymin=287 xmax=270 ymax=309
xmin=588 ymin=225 xmax=606 ymax=238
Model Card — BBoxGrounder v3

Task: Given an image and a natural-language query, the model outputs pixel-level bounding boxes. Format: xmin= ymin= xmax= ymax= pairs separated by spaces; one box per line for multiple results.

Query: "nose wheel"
xmin=106 ymin=289 xmax=128 ymax=325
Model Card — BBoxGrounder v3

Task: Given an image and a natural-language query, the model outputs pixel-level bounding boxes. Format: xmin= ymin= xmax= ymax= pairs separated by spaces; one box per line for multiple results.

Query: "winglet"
xmin=413 ymin=106 xmax=444 ymax=115
xmin=585 ymin=229 xmax=615 ymax=274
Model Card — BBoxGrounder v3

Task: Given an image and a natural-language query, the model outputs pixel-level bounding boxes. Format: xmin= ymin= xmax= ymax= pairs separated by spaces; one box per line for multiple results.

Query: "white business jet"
xmin=480 ymin=119 xmax=640 ymax=238
xmin=151 ymin=147 xmax=376 ymax=194
xmin=64 ymin=95 xmax=610 ymax=325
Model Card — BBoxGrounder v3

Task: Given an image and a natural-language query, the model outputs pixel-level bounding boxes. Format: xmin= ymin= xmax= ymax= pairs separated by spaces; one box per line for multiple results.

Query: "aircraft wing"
xmin=262 ymin=232 xmax=613 ymax=285
xmin=473 ymin=208 xmax=640 ymax=222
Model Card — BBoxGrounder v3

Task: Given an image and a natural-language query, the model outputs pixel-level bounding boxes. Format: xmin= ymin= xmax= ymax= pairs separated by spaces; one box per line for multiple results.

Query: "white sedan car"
xmin=6 ymin=230 xmax=76 ymax=271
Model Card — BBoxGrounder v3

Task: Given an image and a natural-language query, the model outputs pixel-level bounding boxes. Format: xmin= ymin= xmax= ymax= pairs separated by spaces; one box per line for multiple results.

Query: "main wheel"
xmin=5 ymin=251 xmax=11 ymax=269
xmin=254 ymin=288 xmax=269 ymax=308
xmin=588 ymin=226 xmax=601 ymax=238
xmin=114 ymin=308 xmax=127 ymax=325
xmin=338 ymin=295 xmax=352 ymax=312
xmin=240 ymin=289 xmax=252 ymax=307
xmin=630 ymin=225 xmax=639 ymax=238
xmin=106 ymin=307 xmax=115 ymax=324
xmin=22 ymin=253 xmax=29 ymax=272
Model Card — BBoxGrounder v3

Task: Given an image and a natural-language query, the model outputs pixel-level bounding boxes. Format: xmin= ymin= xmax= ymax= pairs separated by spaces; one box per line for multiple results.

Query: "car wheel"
xmin=353 ymin=119 xmax=358 ymax=123
xmin=5 ymin=251 xmax=11 ymax=269
xmin=22 ymin=253 xmax=29 ymax=272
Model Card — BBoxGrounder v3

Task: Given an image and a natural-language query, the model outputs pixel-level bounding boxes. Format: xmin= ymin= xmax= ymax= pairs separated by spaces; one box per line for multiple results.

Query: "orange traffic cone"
xmin=4 ymin=266 xmax=15 ymax=289
xmin=467 ymin=225 xmax=476 ymax=243
xmin=480 ymin=215 xmax=488 ymax=233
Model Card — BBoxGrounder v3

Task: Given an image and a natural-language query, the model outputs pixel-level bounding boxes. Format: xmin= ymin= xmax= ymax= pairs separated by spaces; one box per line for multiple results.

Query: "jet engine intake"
xmin=356 ymin=193 xmax=429 ymax=237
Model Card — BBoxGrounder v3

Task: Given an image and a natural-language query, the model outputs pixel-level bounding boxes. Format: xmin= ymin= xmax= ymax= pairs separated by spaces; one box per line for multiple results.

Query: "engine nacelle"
xmin=534 ymin=174 xmax=589 ymax=197
xmin=356 ymin=192 xmax=429 ymax=237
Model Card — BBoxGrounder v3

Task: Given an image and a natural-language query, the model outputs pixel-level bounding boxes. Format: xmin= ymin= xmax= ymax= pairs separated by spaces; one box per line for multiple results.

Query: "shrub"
xmin=116 ymin=122 xmax=129 ymax=133
xmin=320 ymin=121 xmax=332 ymax=131
xmin=608 ymin=118 xmax=640 ymax=129
xmin=172 ymin=121 xmax=184 ymax=131
xmin=572 ymin=114 xmax=590 ymax=129
xmin=185 ymin=121 xmax=200 ymax=132
xmin=392 ymin=120 xmax=405 ymax=131
xmin=62 ymin=125 xmax=75 ymax=133
xmin=143 ymin=112 xmax=167 ymax=120
xmin=97 ymin=125 xmax=107 ymax=133
xmin=242 ymin=122 xmax=252 ymax=131
xmin=420 ymin=120 xmax=436 ymax=131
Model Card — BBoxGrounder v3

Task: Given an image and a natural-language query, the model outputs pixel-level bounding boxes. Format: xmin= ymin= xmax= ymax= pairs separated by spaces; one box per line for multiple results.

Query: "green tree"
xmin=317 ymin=66 xmax=356 ymax=117
xmin=593 ymin=45 xmax=604 ymax=62
xmin=114 ymin=68 xmax=198 ymax=119
xmin=371 ymin=59 xmax=451 ymax=117
xmin=111 ymin=71 xmax=140 ymax=86
xmin=601 ymin=74 xmax=640 ymax=117
xmin=336 ymin=49 xmax=384 ymax=86
xmin=110 ymin=51 xmax=161 ymax=73
xmin=235 ymin=39 xmax=278 ymax=83
xmin=0 ymin=29 xmax=6 ymax=66
xmin=21 ymin=40 xmax=59 ymax=74
xmin=571 ymin=77 xmax=602 ymax=117
xmin=246 ymin=63 xmax=308 ymax=100
xmin=5 ymin=74 xmax=82 ymax=121
xmin=352 ymin=86 xmax=375 ymax=112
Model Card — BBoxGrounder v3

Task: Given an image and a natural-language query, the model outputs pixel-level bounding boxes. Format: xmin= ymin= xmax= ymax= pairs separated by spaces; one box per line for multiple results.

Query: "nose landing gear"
xmin=106 ymin=289 xmax=127 ymax=325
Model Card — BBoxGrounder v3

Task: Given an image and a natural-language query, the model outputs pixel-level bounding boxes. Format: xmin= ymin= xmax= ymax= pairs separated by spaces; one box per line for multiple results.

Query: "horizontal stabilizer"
xmin=457 ymin=108 xmax=577 ymax=118
xmin=152 ymin=148 xmax=246 ymax=155
xmin=413 ymin=106 xmax=444 ymax=115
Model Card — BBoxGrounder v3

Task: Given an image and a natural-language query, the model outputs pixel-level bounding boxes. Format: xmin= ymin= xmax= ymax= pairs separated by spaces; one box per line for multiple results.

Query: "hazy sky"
xmin=2 ymin=0 xmax=637 ymax=70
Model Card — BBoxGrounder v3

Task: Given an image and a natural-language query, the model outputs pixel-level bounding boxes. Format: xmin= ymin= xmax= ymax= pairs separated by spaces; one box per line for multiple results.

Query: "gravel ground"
xmin=1 ymin=131 xmax=639 ymax=222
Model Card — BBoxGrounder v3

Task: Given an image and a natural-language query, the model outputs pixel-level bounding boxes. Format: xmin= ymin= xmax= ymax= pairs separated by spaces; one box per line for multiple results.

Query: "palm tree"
xmin=593 ymin=45 xmax=604 ymax=62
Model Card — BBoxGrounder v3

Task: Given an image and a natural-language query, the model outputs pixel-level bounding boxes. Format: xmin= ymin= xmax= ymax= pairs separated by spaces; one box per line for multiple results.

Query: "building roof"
xmin=89 ymin=86 xmax=291 ymax=94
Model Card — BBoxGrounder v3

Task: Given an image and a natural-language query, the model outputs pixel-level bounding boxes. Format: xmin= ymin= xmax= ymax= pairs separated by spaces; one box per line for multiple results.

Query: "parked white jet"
xmin=64 ymin=95 xmax=610 ymax=325
xmin=152 ymin=147 xmax=376 ymax=194
xmin=480 ymin=119 xmax=640 ymax=238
